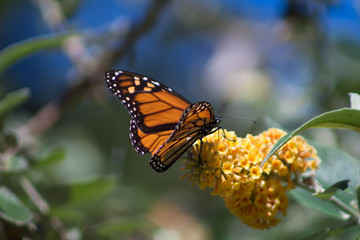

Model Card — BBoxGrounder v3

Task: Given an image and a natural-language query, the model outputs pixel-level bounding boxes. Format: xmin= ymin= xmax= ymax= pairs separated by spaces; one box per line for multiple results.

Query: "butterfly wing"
xmin=129 ymin=119 xmax=174 ymax=155
xmin=105 ymin=70 xmax=191 ymax=133
xmin=105 ymin=70 xmax=191 ymax=155
xmin=149 ymin=102 xmax=219 ymax=172
xmin=105 ymin=70 xmax=220 ymax=172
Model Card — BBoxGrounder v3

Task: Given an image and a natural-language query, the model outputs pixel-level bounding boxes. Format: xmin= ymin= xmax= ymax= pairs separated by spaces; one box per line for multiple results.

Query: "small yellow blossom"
xmin=181 ymin=128 xmax=321 ymax=229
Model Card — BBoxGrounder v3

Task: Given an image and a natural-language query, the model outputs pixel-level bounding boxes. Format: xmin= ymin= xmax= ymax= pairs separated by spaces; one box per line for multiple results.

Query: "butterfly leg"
xmin=198 ymin=138 xmax=204 ymax=166
xmin=219 ymin=127 xmax=235 ymax=142
xmin=211 ymin=127 xmax=234 ymax=141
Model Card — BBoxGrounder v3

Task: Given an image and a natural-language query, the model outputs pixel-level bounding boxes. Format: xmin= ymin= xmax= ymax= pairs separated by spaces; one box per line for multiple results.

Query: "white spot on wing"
xmin=152 ymin=81 xmax=160 ymax=86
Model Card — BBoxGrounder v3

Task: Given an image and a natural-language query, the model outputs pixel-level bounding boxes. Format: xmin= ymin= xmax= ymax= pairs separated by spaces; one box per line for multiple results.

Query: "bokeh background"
xmin=0 ymin=0 xmax=360 ymax=239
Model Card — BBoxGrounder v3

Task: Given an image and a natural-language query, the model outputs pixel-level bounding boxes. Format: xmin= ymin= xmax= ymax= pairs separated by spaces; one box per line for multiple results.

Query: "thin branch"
xmin=19 ymin=177 xmax=49 ymax=215
xmin=329 ymin=195 xmax=360 ymax=224
xmin=23 ymin=0 xmax=169 ymax=138
xmin=19 ymin=176 xmax=70 ymax=240
xmin=301 ymin=220 xmax=358 ymax=240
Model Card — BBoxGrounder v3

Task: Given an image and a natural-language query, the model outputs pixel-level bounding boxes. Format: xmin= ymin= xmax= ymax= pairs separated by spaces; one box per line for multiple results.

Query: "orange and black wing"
xmin=104 ymin=70 xmax=191 ymax=155
xmin=150 ymin=102 xmax=220 ymax=172
xmin=129 ymin=119 xmax=174 ymax=155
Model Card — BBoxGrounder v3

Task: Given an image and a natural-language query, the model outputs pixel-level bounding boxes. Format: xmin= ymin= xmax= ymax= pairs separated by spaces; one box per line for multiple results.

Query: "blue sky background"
xmin=1 ymin=0 xmax=359 ymax=108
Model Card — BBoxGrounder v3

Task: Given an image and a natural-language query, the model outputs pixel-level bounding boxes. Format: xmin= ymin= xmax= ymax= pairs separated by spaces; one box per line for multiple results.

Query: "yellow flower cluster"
xmin=181 ymin=128 xmax=321 ymax=229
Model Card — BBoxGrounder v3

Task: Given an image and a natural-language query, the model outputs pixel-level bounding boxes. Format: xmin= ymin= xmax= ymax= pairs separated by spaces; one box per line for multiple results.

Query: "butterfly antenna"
xmin=217 ymin=100 xmax=232 ymax=116
xmin=218 ymin=104 xmax=226 ymax=116
xmin=221 ymin=116 xmax=257 ymax=124
xmin=216 ymin=101 xmax=256 ymax=124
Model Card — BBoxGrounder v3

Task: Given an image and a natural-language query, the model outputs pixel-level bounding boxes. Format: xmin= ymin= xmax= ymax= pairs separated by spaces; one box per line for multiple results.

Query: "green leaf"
xmin=291 ymin=143 xmax=359 ymax=219
xmin=349 ymin=92 xmax=360 ymax=110
xmin=34 ymin=147 xmax=66 ymax=168
xmin=0 ymin=88 xmax=29 ymax=129
xmin=0 ymin=187 xmax=32 ymax=225
xmin=51 ymin=206 xmax=85 ymax=225
xmin=314 ymin=180 xmax=350 ymax=200
xmin=315 ymin=143 xmax=360 ymax=194
xmin=290 ymin=188 xmax=349 ymax=220
xmin=301 ymin=222 xmax=355 ymax=240
xmin=0 ymin=32 xmax=79 ymax=74
xmin=260 ymin=108 xmax=360 ymax=167
xmin=69 ymin=177 xmax=116 ymax=205
xmin=0 ymin=88 xmax=30 ymax=117
xmin=301 ymin=227 xmax=331 ymax=240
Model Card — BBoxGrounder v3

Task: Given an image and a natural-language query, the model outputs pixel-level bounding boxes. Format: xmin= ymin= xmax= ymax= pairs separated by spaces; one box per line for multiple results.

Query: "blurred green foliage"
xmin=0 ymin=0 xmax=360 ymax=240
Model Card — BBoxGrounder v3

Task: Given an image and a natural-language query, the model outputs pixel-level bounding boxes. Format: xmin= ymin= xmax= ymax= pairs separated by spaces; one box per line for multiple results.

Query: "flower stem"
xmin=294 ymin=177 xmax=360 ymax=223
xmin=329 ymin=195 xmax=360 ymax=223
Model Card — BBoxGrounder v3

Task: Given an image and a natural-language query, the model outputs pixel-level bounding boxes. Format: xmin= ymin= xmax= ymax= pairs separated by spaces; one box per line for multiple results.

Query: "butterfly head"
xmin=214 ymin=116 xmax=222 ymax=125
xmin=206 ymin=116 xmax=221 ymax=135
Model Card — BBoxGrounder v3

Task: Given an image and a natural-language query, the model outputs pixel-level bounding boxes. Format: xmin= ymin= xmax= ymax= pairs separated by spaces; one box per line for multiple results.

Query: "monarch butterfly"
xmin=104 ymin=70 xmax=221 ymax=172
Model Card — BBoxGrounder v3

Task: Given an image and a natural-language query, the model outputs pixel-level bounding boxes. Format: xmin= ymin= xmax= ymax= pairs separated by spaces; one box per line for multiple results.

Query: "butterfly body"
xmin=105 ymin=70 xmax=220 ymax=172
